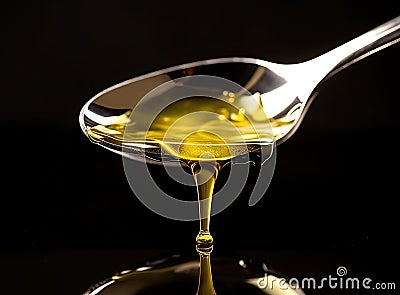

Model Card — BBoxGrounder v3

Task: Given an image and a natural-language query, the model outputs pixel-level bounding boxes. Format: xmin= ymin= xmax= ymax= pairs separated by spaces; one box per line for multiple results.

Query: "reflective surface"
xmin=84 ymin=254 xmax=305 ymax=295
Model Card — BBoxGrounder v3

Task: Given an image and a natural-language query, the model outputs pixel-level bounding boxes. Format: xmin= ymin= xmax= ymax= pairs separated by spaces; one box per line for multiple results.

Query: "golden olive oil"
xmin=87 ymin=96 xmax=276 ymax=161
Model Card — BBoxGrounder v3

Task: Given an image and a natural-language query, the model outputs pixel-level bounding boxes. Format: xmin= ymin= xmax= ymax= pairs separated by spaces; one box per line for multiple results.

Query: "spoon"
xmin=80 ymin=15 xmax=400 ymax=158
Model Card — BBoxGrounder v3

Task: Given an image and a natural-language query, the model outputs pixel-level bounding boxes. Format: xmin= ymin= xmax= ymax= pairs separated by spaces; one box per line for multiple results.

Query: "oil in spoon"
xmin=86 ymin=95 xmax=294 ymax=156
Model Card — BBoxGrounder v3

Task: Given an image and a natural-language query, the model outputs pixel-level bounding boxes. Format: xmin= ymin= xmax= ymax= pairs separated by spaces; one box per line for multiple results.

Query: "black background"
xmin=2 ymin=1 xmax=399 ymax=294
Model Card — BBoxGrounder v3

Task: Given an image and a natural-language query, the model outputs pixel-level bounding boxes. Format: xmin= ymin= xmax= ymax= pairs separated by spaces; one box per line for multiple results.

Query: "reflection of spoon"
xmin=80 ymin=15 xmax=400 ymax=153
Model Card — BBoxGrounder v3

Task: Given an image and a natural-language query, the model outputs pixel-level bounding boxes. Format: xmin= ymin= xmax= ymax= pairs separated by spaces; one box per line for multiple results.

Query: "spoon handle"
xmin=313 ymin=15 xmax=400 ymax=80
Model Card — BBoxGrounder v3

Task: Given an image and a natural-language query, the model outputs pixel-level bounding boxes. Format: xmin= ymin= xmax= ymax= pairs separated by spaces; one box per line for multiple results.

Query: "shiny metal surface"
xmin=79 ymin=15 xmax=400 ymax=156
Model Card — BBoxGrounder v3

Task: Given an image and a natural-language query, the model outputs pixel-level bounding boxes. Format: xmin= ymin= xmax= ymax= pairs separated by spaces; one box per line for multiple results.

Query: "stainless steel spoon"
xmin=80 ymin=15 xmax=400 ymax=157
